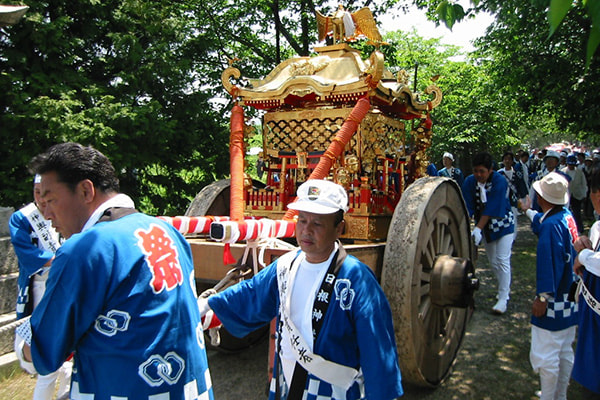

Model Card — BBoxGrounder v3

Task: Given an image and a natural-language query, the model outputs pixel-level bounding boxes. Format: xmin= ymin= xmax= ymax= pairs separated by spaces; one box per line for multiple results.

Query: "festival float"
xmin=160 ymin=6 xmax=479 ymax=388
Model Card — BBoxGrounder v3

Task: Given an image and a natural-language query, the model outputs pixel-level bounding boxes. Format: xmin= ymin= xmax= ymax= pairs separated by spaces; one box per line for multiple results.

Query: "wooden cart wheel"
xmin=185 ymin=179 xmax=232 ymax=217
xmin=381 ymin=177 xmax=478 ymax=387
xmin=186 ymin=179 xmax=269 ymax=353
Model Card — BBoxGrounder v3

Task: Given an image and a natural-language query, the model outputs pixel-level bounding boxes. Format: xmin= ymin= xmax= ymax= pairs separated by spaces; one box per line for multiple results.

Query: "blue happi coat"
xmin=462 ymin=171 xmax=515 ymax=242
xmin=572 ymin=221 xmax=600 ymax=393
xmin=438 ymin=167 xmax=465 ymax=188
xmin=530 ymin=207 xmax=579 ymax=331
xmin=29 ymin=212 xmax=213 ymax=400
xmin=209 ymin=248 xmax=403 ymax=400
xmin=9 ymin=206 xmax=55 ymax=319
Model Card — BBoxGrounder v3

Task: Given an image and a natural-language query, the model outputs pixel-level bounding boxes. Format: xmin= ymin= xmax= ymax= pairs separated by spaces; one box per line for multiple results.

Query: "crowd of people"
xmin=8 ymin=142 xmax=600 ymax=400
xmin=434 ymin=147 xmax=599 ymax=399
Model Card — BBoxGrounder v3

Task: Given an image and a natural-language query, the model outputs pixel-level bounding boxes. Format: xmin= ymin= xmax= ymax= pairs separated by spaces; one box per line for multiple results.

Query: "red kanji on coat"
xmin=135 ymin=223 xmax=184 ymax=293
xmin=566 ymin=215 xmax=579 ymax=245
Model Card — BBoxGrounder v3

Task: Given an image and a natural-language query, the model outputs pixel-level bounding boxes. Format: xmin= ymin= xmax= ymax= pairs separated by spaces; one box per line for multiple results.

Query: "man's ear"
xmin=336 ymin=219 xmax=346 ymax=236
xmin=78 ymin=179 xmax=96 ymax=203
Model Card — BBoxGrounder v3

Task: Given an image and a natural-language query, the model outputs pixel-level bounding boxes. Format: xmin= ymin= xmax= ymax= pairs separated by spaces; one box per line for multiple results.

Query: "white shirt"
xmin=578 ymin=221 xmax=600 ymax=277
xmin=280 ymin=244 xmax=338 ymax=386
xmin=81 ymin=194 xmax=135 ymax=233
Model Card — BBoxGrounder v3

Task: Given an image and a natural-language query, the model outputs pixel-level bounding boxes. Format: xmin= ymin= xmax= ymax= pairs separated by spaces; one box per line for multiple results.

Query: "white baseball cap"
xmin=544 ymin=150 xmax=560 ymax=161
xmin=287 ymin=179 xmax=349 ymax=214
xmin=443 ymin=152 xmax=454 ymax=161
xmin=532 ymin=172 xmax=569 ymax=205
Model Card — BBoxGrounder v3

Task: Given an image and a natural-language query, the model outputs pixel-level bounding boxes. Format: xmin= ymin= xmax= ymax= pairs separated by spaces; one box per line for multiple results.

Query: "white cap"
xmin=443 ymin=152 xmax=454 ymax=161
xmin=544 ymin=150 xmax=560 ymax=161
xmin=287 ymin=179 xmax=349 ymax=214
xmin=532 ymin=172 xmax=569 ymax=205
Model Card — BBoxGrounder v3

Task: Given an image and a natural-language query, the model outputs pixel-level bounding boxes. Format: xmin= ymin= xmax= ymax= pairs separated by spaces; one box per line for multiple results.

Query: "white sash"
xmin=276 ymin=251 xmax=361 ymax=391
xmin=577 ymin=278 xmax=600 ymax=317
xmin=20 ymin=203 xmax=60 ymax=253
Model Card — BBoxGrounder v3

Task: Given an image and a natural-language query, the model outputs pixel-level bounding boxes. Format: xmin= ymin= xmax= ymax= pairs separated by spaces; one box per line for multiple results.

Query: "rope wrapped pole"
xmin=283 ymin=96 xmax=371 ymax=220
xmin=229 ymin=103 xmax=245 ymax=222
xmin=157 ymin=216 xmax=231 ymax=234
xmin=225 ymin=102 xmax=246 ymax=264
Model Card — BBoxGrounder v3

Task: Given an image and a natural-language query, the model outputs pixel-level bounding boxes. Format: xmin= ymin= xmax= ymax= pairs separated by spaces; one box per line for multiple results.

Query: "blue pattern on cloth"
xmin=269 ymin=374 xmax=367 ymax=400
xmin=70 ymin=375 xmax=213 ymax=400
xmin=489 ymin=211 xmax=515 ymax=233
xmin=546 ymin=293 xmax=578 ymax=319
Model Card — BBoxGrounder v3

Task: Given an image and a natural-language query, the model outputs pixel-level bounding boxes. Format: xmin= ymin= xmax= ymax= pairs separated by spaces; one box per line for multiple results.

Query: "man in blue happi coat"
xmin=15 ymin=142 xmax=213 ymax=400
xmin=521 ymin=172 xmax=579 ymax=399
xmin=462 ymin=152 xmax=515 ymax=314
xmin=200 ymin=179 xmax=403 ymax=400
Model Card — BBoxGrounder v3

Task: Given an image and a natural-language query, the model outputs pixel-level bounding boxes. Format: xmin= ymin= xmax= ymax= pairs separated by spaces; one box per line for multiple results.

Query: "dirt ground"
xmin=1 ymin=215 xmax=591 ymax=399
xmin=205 ymin=215 xmax=589 ymax=400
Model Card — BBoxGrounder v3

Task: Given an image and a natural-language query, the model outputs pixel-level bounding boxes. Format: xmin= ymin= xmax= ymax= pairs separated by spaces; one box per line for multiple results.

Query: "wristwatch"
xmin=537 ymin=294 xmax=547 ymax=303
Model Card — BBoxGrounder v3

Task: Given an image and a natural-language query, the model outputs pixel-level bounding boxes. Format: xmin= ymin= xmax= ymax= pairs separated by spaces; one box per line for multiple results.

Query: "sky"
xmin=379 ymin=5 xmax=495 ymax=52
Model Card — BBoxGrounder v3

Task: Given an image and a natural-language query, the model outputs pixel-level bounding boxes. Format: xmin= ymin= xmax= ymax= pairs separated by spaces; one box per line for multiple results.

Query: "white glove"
xmin=197 ymin=288 xmax=222 ymax=346
xmin=197 ymin=288 xmax=217 ymax=318
xmin=471 ymin=227 xmax=483 ymax=246
xmin=14 ymin=319 xmax=36 ymax=375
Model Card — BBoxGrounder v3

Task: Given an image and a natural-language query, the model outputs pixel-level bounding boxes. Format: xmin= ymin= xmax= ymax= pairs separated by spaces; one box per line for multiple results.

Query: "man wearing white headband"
xmin=202 ymin=179 xmax=403 ymax=400
xmin=9 ymin=174 xmax=71 ymax=400
xmin=438 ymin=151 xmax=465 ymax=187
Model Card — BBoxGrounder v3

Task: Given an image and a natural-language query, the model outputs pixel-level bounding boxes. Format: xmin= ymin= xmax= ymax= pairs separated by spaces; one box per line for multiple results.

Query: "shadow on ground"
xmin=3 ymin=216 xmax=592 ymax=399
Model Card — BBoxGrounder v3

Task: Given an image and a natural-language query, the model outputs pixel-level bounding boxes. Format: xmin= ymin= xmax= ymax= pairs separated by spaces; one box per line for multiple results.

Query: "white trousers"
xmin=530 ymin=325 xmax=576 ymax=400
xmin=33 ymin=361 xmax=73 ymax=400
xmin=483 ymin=234 xmax=512 ymax=301
xmin=31 ymin=272 xmax=73 ymax=400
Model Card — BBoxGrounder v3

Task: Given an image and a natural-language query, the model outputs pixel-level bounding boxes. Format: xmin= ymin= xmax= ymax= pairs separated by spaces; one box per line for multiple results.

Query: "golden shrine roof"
xmin=221 ymin=43 xmax=441 ymax=119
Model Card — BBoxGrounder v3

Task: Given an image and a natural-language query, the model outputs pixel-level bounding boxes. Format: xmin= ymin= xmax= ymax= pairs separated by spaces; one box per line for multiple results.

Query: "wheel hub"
xmin=430 ymin=255 xmax=479 ymax=308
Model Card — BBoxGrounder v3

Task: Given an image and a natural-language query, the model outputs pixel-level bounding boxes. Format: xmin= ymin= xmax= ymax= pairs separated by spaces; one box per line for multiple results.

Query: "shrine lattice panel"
xmin=264 ymin=117 xmax=355 ymax=152
xmin=263 ymin=112 xmax=407 ymax=158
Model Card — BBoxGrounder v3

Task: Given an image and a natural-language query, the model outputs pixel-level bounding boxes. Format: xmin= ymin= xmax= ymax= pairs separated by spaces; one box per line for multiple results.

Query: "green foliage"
xmin=379 ymin=29 xmax=525 ymax=170
xmin=1 ymin=0 xmax=231 ymax=214
xmin=419 ymin=0 xmax=600 ymax=65
xmin=436 ymin=0 xmax=465 ymax=29
xmin=548 ymin=0 xmax=573 ymax=37
xmin=411 ymin=0 xmax=600 ymax=146
xmin=472 ymin=0 xmax=600 ymax=141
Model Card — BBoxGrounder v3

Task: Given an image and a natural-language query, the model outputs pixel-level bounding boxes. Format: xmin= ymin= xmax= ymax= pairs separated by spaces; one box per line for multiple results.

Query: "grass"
xmin=0 ymin=362 xmax=35 ymax=400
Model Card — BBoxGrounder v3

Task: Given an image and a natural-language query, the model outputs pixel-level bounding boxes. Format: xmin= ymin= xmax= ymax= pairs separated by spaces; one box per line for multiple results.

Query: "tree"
xmin=372 ymin=30 xmax=526 ymax=170
xmin=1 ymin=0 xmax=407 ymax=213
xmin=408 ymin=0 xmax=600 ymax=143
xmin=1 ymin=0 xmax=231 ymax=214
xmin=420 ymin=0 xmax=600 ymax=66
xmin=472 ymin=0 xmax=600 ymax=141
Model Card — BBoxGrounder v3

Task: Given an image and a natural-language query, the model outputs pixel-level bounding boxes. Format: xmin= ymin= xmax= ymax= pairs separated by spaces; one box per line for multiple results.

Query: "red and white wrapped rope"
xmin=156 ymin=216 xmax=232 ymax=235
xmin=210 ymin=219 xmax=296 ymax=244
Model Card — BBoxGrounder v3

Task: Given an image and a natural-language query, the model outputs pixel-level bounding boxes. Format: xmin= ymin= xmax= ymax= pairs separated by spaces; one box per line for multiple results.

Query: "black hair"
xmin=502 ymin=151 xmax=514 ymax=162
xmin=333 ymin=209 xmax=344 ymax=226
xmin=590 ymin=160 xmax=600 ymax=193
xmin=29 ymin=142 xmax=119 ymax=193
xmin=472 ymin=152 xmax=493 ymax=170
